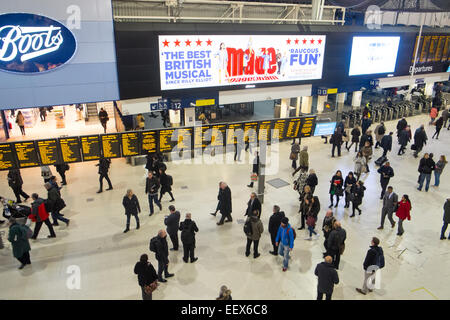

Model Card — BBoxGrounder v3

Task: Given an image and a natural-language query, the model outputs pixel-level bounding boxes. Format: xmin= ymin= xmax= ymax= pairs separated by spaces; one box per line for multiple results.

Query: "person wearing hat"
xmin=275 ymin=217 xmax=295 ymax=272
xmin=7 ymin=217 xmax=32 ymax=269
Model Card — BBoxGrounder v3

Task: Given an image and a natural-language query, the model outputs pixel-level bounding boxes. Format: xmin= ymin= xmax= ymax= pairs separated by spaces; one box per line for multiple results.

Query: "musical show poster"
xmin=159 ymin=35 xmax=326 ymax=90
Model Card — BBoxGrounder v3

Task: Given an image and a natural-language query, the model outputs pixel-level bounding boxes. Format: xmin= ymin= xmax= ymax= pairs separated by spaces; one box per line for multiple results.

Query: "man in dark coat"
xmin=245 ymin=192 xmax=262 ymax=217
xmin=413 ymin=125 xmax=428 ymax=158
xmin=179 ymin=213 xmax=199 ymax=263
xmin=145 ymin=171 xmax=162 ymax=216
xmin=159 ymin=169 xmax=175 ymax=202
xmin=268 ymin=205 xmax=285 ymax=255
xmin=217 ymin=182 xmax=232 ymax=225
xmin=417 ymin=153 xmax=435 ymax=192
xmin=152 ymin=230 xmax=174 ymax=282
xmin=377 ymin=162 xmax=394 ymax=199
xmin=380 ymin=132 xmax=393 ymax=157
xmin=397 ymin=127 xmax=410 ymax=155
xmin=440 ymin=198 xmax=450 ymax=240
xmin=396 ymin=117 xmax=407 ymax=139
xmin=8 ymin=217 xmax=32 ymax=269
xmin=134 ymin=254 xmax=158 ymax=300
xmin=55 ymin=164 xmax=69 ymax=185
xmin=7 ymin=169 xmax=29 ymax=203
xmin=247 ymin=152 xmax=259 ymax=188
xmin=327 ymin=221 xmax=346 ymax=270
xmin=96 ymin=158 xmax=113 ymax=193
xmin=122 ymin=189 xmax=141 ymax=233
xmin=361 ymin=116 xmax=372 ymax=135
xmin=331 ymin=128 xmax=343 ymax=158
xmin=322 ymin=210 xmax=336 ymax=255
xmin=98 ymin=108 xmax=109 ymax=133
xmin=359 ymin=130 xmax=373 ymax=151
xmin=45 ymin=182 xmax=70 ymax=227
xmin=378 ymin=186 xmax=398 ymax=230
xmin=164 ymin=205 xmax=180 ymax=250
xmin=356 ymin=237 xmax=383 ymax=295
xmin=314 ymin=255 xmax=339 ymax=300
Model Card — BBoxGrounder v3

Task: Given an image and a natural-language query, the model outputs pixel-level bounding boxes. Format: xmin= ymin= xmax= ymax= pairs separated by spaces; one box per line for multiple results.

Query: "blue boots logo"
xmin=0 ymin=13 xmax=77 ymax=74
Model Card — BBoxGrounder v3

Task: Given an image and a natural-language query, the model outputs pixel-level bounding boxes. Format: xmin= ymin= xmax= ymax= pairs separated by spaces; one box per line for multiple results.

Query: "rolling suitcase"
xmin=375 ymin=156 xmax=388 ymax=166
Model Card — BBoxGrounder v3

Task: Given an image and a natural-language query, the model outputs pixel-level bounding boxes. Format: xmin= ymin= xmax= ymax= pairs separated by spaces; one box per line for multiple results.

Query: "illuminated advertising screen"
xmin=349 ymin=36 xmax=400 ymax=76
xmin=159 ymin=35 xmax=326 ymax=90
xmin=313 ymin=122 xmax=336 ymax=136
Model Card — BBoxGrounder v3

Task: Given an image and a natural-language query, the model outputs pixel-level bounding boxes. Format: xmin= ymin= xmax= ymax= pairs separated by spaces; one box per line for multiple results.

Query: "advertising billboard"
xmin=159 ymin=35 xmax=326 ymax=90
xmin=0 ymin=0 xmax=119 ymax=109
xmin=349 ymin=36 xmax=400 ymax=76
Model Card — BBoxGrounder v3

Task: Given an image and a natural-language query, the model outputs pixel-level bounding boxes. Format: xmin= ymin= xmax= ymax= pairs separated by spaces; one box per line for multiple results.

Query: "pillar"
xmin=352 ymin=91 xmax=362 ymax=109
xmin=337 ymin=92 xmax=346 ymax=112
xmin=317 ymin=95 xmax=328 ymax=113
xmin=301 ymin=96 xmax=312 ymax=114
xmin=279 ymin=98 xmax=290 ymax=118
xmin=169 ymin=109 xmax=181 ymax=127
xmin=184 ymin=107 xmax=195 ymax=127
xmin=424 ymin=82 xmax=434 ymax=97
xmin=295 ymin=97 xmax=301 ymax=116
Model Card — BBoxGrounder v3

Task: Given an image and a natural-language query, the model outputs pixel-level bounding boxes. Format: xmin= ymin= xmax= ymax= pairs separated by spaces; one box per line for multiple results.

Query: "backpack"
xmin=287 ymin=227 xmax=296 ymax=241
xmin=149 ymin=236 xmax=158 ymax=253
xmin=167 ymin=175 xmax=173 ymax=186
xmin=243 ymin=220 xmax=253 ymax=236
xmin=375 ymin=247 xmax=385 ymax=269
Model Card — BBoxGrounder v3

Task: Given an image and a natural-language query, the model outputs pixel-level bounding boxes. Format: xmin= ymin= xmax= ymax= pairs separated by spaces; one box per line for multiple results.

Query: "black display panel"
xmin=13 ymin=141 xmax=40 ymax=168
xmin=59 ymin=137 xmax=82 ymax=163
xmin=0 ymin=143 xmax=17 ymax=170
xmin=271 ymin=119 xmax=288 ymax=141
xmin=101 ymin=134 xmax=122 ymax=159
xmin=122 ymin=132 xmax=140 ymax=156
xmin=243 ymin=121 xmax=258 ymax=146
xmin=36 ymin=139 xmax=61 ymax=165
xmin=80 ymin=135 xmax=101 ymax=161
xmin=258 ymin=120 xmax=273 ymax=144
xmin=285 ymin=118 xmax=302 ymax=139
xmin=194 ymin=126 xmax=210 ymax=149
xmin=209 ymin=124 xmax=227 ymax=147
xmin=159 ymin=128 xmax=193 ymax=153
xmin=226 ymin=123 xmax=244 ymax=145
xmin=141 ymin=131 xmax=158 ymax=154
xmin=301 ymin=116 xmax=316 ymax=137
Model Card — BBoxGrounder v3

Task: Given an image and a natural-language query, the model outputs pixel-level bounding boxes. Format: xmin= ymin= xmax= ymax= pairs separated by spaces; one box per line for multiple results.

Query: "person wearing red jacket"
xmin=395 ymin=195 xmax=411 ymax=236
xmin=28 ymin=193 xmax=56 ymax=239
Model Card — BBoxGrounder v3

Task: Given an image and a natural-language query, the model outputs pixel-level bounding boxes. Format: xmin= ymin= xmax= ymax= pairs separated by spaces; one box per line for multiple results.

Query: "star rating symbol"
xmin=162 ymin=39 xmax=169 ymax=47
xmin=286 ymin=39 xmax=291 ymax=44
xmin=302 ymin=38 xmax=307 ymax=44
xmin=174 ymin=39 xmax=181 ymax=47
xmin=310 ymin=39 xmax=315 ymax=44
xmin=294 ymin=39 xmax=299 ymax=44
xmin=206 ymin=39 xmax=212 ymax=46
xmin=196 ymin=39 xmax=202 ymax=46
xmin=185 ymin=39 xmax=192 ymax=46
xmin=318 ymin=39 xmax=322 ymax=44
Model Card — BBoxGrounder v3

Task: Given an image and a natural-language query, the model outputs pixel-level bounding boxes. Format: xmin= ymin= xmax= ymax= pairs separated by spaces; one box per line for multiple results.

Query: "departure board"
xmin=36 ymin=139 xmax=60 ymax=165
xmin=243 ymin=122 xmax=258 ymax=146
xmin=226 ymin=123 xmax=244 ymax=145
xmin=122 ymin=132 xmax=140 ymax=156
xmin=141 ymin=131 xmax=158 ymax=155
xmin=258 ymin=120 xmax=273 ymax=143
xmin=80 ymin=135 xmax=101 ymax=161
xmin=210 ymin=124 xmax=227 ymax=147
xmin=59 ymin=137 xmax=82 ymax=163
xmin=159 ymin=128 xmax=193 ymax=152
xmin=101 ymin=134 xmax=121 ymax=159
xmin=0 ymin=143 xmax=17 ymax=170
xmin=194 ymin=126 xmax=210 ymax=149
xmin=285 ymin=118 xmax=302 ymax=139
xmin=301 ymin=116 xmax=316 ymax=137
xmin=271 ymin=119 xmax=288 ymax=141
xmin=13 ymin=141 xmax=40 ymax=168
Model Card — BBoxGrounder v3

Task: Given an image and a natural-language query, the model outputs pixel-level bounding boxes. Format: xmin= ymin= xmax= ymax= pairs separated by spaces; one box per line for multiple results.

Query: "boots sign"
xmin=0 ymin=13 xmax=76 ymax=74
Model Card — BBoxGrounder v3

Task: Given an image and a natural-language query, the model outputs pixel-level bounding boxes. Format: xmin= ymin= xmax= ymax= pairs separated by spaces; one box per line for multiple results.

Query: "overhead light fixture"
xmin=245 ymin=85 xmax=255 ymax=89
xmin=387 ymin=74 xmax=394 ymax=77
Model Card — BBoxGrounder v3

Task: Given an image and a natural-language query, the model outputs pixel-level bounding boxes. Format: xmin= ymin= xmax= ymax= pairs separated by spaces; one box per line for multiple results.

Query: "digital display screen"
xmin=258 ymin=120 xmax=273 ymax=143
xmin=0 ymin=143 xmax=17 ymax=170
xmin=80 ymin=135 xmax=101 ymax=161
xmin=101 ymin=134 xmax=121 ymax=159
xmin=122 ymin=132 xmax=140 ymax=156
xmin=226 ymin=123 xmax=244 ymax=145
xmin=244 ymin=122 xmax=258 ymax=145
xmin=159 ymin=35 xmax=326 ymax=90
xmin=349 ymin=36 xmax=400 ymax=76
xmin=194 ymin=126 xmax=210 ymax=149
xmin=36 ymin=139 xmax=60 ymax=165
xmin=313 ymin=122 xmax=337 ymax=136
xmin=159 ymin=128 xmax=193 ymax=152
xmin=301 ymin=116 xmax=316 ymax=137
xmin=59 ymin=137 xmax=81 ymax=163
xmin=141 ymin=131 xmax=158 ymax=155
xmin=13 ymin=141 xmax=40 ymax=168
xmin=285 ymin=118 xmax=302 ymax=139
xmin=272 ymin=119 xmax=288 ymax=140
xmin=209 ymin=124 xmax=227 ymax=147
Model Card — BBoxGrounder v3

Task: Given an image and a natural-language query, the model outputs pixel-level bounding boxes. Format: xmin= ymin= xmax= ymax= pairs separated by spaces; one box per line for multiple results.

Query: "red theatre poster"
xmin=159 ymin=35 xmax=326 ymax=90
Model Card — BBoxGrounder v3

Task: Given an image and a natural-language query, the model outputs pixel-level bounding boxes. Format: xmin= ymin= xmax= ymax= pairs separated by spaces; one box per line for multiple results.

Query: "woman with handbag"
xmin=134 ymin=254 xmax=158 ymax=300
xmin=290 ymin=143 xmax=300 ymax=170
xmin=344 ymin=172 xmax=357 ymax=208
xmin=298 ymin=185 xmax=312 ymax=230
xmin=354 ymin=151 xmax=367 ymax=180
xmin=395 ymin=195 xmax=411 ymax=236
xmin=328 ymin=170 xmax=344 ymax=208
xmin=350 ymin=181 xmax=366 ymax=217
xmin=304 ymin=195 xmax=320 ymax=240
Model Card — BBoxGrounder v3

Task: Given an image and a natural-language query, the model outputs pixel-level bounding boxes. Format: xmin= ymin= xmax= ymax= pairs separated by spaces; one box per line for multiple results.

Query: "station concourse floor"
xmin=0 ymin=113 xmax=449 ymax=300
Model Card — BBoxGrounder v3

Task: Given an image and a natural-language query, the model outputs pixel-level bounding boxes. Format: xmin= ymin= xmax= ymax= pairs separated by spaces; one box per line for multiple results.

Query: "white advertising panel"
xmin=159 ymin=35 xmax=326 ymax=90
xmin=349 ymin=36 xmax=400 ymax=76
